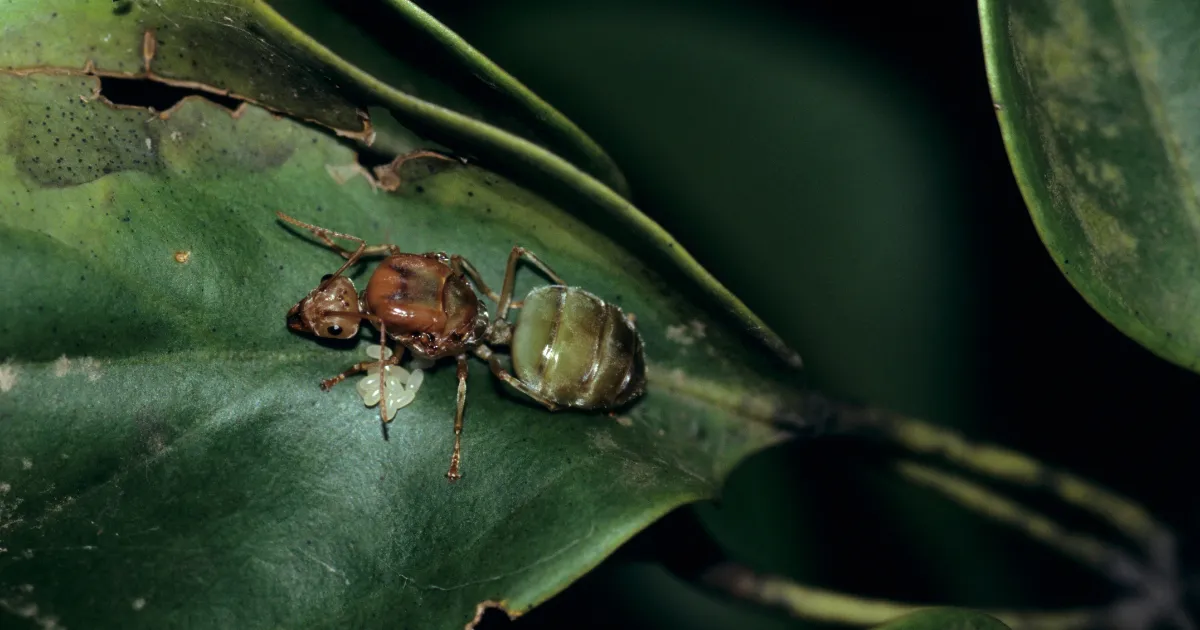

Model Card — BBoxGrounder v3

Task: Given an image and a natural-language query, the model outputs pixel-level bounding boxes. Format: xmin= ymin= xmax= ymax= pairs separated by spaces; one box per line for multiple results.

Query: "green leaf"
xmin=0 ymin=2 xmax=803 ymax=629
xmin=979 ymin=0 xmax=1200 ymax=373
xmin=873 ymin=608 xmax=1011 ymax=630
xmin=265 ymin=0 xmax=633 ymax=199
xmin=0 ymin=0 xmax=629 ymax=197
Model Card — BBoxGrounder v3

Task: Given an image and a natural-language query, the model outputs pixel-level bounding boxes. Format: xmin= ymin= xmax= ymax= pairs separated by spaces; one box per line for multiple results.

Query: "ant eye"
xmin=327 ymin=324 xmax=343 ymax=336
xmin=321 ymin=274 xmax=333 ymax=282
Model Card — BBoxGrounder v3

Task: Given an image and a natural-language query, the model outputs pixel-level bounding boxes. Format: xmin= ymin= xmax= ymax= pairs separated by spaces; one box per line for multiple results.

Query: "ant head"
xmin=286 ymin=274 xmax=361 ymax=340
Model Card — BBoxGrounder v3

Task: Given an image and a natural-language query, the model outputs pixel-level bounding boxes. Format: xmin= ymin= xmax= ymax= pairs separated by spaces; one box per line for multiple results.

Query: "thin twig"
xmin=893 ymin=460 xmax=1147 ymax=589
xmin=810 ymin=400 xmax=1176 ymax=576
xmin=870 ymin=416 xmax=1173 ymax=569
xmin=700 ymin=562 xmax=1112 ymax=629
xmin=711 ymin=395 xmax=1193 ymax=629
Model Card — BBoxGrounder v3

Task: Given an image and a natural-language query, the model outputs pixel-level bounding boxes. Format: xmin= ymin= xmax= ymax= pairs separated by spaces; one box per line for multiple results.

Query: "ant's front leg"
xmin=371 ymin=322 xmax=403 ymax=440
xmin=320 ymin=362 xmax=374 ymax=391
xmin=445 ymin=354 xmax=470 ymax=482
xmin=313 ymin=313 xmax=393 ymax=395
xmin=275 ymin=210 xmax=399 ymax=280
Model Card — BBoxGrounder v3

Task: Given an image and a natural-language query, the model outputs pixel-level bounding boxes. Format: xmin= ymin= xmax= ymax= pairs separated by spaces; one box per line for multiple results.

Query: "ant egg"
xmin=356 ymin=344 xmax=425 ymax=420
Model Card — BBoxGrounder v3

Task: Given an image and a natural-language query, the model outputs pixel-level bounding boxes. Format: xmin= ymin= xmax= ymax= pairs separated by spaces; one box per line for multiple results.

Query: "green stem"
xmin=378 ymin=0 xmax=632 ymax=199
xmin=893 ymin=460 xmax=1146 ymax=588
xmin=697 ymin=397 xmax=1192 ymax=629
xmin=701 ymin=563 xmax=1110 ymax=629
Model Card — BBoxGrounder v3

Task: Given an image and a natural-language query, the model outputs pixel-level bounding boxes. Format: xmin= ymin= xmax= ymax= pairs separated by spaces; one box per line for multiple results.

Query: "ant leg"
xmin=318 ymin=238 xmax=399 ymax=262
xmin=320 ymin=343 xmax=403 ymax=391
xmin=301 ymin=222 xmax=399 ymax=262
xmin=449 ymin=255 xmax=499 ymax=303
xmin=473 ymin=346 xmax=560 ymax=412
xmin=446 ymin=355 xmax=469 ymax=482
xmin=496 ymin=246 xmax=567 ymax=319
xmin=320 ymin=362 xmax=372 ymax=391
xmin=277 ymin=211 xmax=368 ymax=281
xmin=275 ymin=211 xmax=399 ymax=278
xmin=316 ymin=307 xmax=391 ymax=386
xmin=277 ymin=211 xmax=369 ymax=250
xmin=449 ymin=255 xmax=526 ymax=310
xmin=374 ymin=322 xmax=395 ymax=438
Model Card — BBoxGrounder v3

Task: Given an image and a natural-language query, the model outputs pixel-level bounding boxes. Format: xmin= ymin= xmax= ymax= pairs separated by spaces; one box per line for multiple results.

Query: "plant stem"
xmin=700 ymin=562 xmax=1108 ymax=629
xmin=701 ymin=395 xmax=1192 ymax=629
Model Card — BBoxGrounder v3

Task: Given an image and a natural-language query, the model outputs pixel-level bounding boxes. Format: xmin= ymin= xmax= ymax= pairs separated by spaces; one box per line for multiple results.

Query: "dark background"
xmin=391 ymin=1 xmax=1200 ymax=627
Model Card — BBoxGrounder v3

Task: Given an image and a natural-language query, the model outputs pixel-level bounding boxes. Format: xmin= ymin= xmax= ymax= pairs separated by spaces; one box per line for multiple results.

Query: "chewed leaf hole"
xmin=471 ymin=605 xmax=515 ymax=629
xmin=99 ymin=76 xmax=241 ymax=113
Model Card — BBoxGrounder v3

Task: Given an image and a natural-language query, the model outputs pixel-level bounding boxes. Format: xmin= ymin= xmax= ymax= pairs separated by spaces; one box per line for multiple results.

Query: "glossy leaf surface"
xmin=980 ymin=0 xmax=1200 ymax=372
xmin=0 ymin=2 xmax=801 ymax=629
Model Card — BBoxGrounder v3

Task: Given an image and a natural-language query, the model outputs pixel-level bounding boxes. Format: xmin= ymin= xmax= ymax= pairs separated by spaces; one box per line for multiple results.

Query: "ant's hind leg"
xmin=496 ymin=246 xmax=567 ymax=318
xmin=473 ymin=346 xmax=560 ymax=412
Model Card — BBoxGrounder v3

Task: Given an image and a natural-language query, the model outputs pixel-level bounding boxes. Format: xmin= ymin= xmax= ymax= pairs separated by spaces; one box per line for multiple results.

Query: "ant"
xmin=277 ymin=211 xmax=646 ymax=481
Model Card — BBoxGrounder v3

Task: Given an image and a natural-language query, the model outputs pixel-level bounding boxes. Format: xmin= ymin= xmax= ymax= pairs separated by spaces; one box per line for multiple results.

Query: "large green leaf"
xmin=980 ymin=0 xmax=1200 ymax=372
xmin=0 ymin=0 xmax=629 ymax=197
xmin=0 ymin=2 xmax=804 ymax=629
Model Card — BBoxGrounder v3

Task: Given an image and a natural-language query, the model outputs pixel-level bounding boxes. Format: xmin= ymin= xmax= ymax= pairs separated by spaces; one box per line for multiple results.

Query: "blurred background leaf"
xmin=980 ymin=0 xmax=1200 ymax=376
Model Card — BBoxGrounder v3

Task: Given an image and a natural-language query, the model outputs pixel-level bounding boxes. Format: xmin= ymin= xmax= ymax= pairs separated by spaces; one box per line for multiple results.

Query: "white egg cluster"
xmin=355 ymin=344 xmax=425 ymax=421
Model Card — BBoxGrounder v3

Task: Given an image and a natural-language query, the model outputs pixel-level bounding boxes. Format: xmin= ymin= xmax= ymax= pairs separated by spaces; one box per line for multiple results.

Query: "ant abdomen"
xmin=510 ymin=285 xmax=646 ymax=410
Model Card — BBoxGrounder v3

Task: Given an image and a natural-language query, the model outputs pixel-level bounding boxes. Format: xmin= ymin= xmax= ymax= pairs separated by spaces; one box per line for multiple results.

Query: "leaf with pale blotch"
xmin=981 ymin=0 xmax=1200 ymax=373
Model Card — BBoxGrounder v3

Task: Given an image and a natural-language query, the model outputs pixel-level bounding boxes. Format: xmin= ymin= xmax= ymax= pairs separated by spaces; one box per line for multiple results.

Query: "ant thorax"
xmin=355 ymin=344 xmax=425 ymax=420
